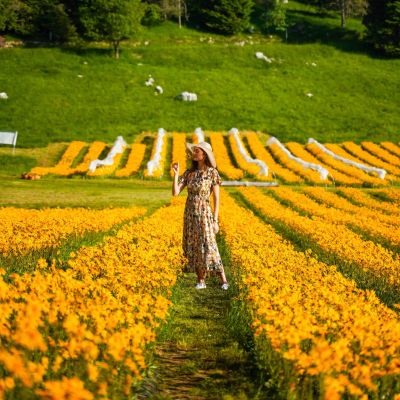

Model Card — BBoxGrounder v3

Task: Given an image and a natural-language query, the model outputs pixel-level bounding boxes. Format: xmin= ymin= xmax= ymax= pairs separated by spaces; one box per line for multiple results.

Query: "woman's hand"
xmin=172 ymin=162 xmax=179 ymax=176
xmin=213 ymin=221 xmax=219 ymax=234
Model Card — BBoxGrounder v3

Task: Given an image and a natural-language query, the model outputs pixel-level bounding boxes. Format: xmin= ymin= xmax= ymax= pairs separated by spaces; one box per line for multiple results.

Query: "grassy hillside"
xmin=0 ymin=1 xmax=399 ymax=148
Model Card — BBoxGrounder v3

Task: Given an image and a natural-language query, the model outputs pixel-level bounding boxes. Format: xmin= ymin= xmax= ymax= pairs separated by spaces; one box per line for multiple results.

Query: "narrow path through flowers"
xmin=135 ymin=254 xmax=266 ymax=400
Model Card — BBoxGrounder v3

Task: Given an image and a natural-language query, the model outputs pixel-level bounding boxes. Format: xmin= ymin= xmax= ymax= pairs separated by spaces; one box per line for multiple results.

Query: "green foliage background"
xmin=0 ymin=1 xmax=399 ymax=148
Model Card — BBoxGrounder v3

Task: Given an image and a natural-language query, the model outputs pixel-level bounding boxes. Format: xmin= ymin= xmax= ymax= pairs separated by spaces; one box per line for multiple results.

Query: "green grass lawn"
xmin=0 ymin=177 xmax=172 ymax=209
xmin=0 ymin=2 xmax=398 ymax=148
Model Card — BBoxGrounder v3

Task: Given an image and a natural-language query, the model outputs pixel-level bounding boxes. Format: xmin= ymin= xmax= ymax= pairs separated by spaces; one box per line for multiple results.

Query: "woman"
xmin=172 ymin=141 xmax=229 ymax=290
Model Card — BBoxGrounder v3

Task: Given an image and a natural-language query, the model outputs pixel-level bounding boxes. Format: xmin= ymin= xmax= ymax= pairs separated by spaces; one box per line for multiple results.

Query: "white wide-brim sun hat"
xmin=186 ymin=141 xmax=217 ymax=168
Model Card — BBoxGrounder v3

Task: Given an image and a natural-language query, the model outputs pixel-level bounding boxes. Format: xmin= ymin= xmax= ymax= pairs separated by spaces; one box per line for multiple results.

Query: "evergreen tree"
xmin=29 ymin=0 xmax=77 ymax=41
xmin=185 ymin=0 xmax=204 ymax=25
xmin=363 ymin=0 xmax=400 ymax=56
xmin=202 ymin=0 xmax=255 ymax=35
xmin=79 ymin=0 xmax=145 ymax=58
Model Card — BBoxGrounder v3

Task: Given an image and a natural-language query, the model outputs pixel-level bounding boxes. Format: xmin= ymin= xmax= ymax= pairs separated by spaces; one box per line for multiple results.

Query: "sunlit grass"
xmin=0 ymin=3 xmax=399 ymax=148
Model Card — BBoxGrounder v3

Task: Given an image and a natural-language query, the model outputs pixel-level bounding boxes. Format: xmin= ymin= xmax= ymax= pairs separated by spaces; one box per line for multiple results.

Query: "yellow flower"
xmin=209 ymin=131 xmax=243 ymax=179
xmin=87 ymin=364 xmax=99 ymax=382
xmin=170 ymin=132 xmax=187 ymax=178
xmin=115 ymin=143 xmax=146 ymax=177
xmin=30 ymin=141 xmax=86 ymax=176
xmin=36 ymin=377 xmax=93 ymax=400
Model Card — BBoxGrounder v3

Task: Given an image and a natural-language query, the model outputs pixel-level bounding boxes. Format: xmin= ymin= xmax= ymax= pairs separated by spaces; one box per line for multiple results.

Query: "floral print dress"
xmin=178 ymin=167 xmax=224 ymax=275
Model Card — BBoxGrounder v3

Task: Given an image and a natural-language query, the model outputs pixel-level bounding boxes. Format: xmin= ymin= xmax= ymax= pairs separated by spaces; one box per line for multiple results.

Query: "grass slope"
xmin=0 ymin=2 xmax=399 ymax=148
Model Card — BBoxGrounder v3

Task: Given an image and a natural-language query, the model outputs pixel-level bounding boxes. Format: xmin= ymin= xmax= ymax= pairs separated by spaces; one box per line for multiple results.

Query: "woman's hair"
xmin=189 ymin=150 xmax=213 ymax=172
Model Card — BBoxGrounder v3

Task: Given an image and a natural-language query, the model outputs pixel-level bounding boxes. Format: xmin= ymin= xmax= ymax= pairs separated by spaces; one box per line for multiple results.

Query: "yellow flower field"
xmin=27 ymin=133 xmax=400 ymax=187
xmin=378 ymin=187 xmax=400 ymax=204
xmin=287 ymin=142 xmax=364 ymax=185
xmin=329 ymin=143 xmax=400 ymax=183
xmin=2 ymin=167 xmax=400 ymax=399
xmin=239 ymin=187 xmax=400 ymax=287
xmin=0 ymin=207 xmax=146 ymax=256
xmin=0 ymin=197 xmax=186 ymax=399
xmin=209 ymin=131 xmax=243 ymax=179
xmin=306 ymin=142 xmax=384 ymax=186
xmin=219 ymin=189 xmax=400 ymax=400
xmin=86 ymin=153 xmax=124 ymax=177
xmin=245 ymin=131 xmax=302 ymax=183
xmin=338 ymin=187 xmax=400 ymax=215
xmin=30 ymin=141 xmax=86 ymax=177
xmin=115 ymin=143 xmax=146 ymax=177
xmin=228 ymin=133 xmax=271 ymax=180
xmin=272 ymin=186 xmax=400 ymax=247
xmin=303 ymin=187 xmax=399 ymax=227
xmin=170 ymin=132 xmax=187 ymax=177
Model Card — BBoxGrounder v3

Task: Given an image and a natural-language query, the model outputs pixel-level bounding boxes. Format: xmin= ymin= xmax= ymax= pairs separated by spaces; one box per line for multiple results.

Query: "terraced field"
xmin=25 ymin=130 xmax=400 ymax=187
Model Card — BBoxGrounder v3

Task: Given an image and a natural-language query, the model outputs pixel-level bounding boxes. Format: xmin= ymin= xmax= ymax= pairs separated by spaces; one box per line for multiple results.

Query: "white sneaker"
xmin=195 ymin=282 xmax=206 ymax=289
xmin=221 ymin=283 xmax=229 ymax=290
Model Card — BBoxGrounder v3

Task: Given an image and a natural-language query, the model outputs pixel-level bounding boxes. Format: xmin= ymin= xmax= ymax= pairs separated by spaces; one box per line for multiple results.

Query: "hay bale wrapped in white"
xmin=145 ymin=75 xmax=154 ymax=86
xmin=146 ymin=128 xmax=166 ymax=176
xmin=0 ymin=92 xmax=8 ymax=99
xmin=178 ymin=92 xmax=197 ymax=101
xmin=229 ymin=128 xmax=268 ymax=176
xmin=88 ymin=136 xmax=127 ymax=172
xmin=255 ymin=52 xmax=273 ymax=63
xmin=307 ymin=138 xmax=387 ymax=179
xmin=266 ymin=136 xmax=329 ymax=180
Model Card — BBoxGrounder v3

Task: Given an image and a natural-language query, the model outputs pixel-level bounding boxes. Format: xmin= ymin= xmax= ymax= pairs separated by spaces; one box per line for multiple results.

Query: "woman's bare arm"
xmin=172 ymin=162 xmax=186 ymax=196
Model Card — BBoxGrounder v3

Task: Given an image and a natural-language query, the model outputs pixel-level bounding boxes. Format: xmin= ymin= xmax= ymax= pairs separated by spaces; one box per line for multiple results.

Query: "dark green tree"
xmin=31 ymin=0 xmax=77 ymax=41
xmin=79 ymin=0 xmax=145 ymax=58
xmin=0 ymin=0 xmax=33 ymax=34
xmin=263 ymin=0 xmax=288 ymax=39
xmin=62 ymin=0 xmax=83 ymax=34
xmin=141 ymin=3 xmax=163 ymax=26
xmin=202 ymin=0 xmax=255 ymax=35
xmin=363 ymin=0 xmax=400 ymax=56
xmin=0 ymin=0 xmax=77 ymax=41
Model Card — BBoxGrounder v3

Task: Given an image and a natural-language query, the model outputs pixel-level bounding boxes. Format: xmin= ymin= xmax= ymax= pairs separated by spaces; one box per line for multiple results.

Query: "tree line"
xmin=0 ymin=0 xmax=398 ymax=56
